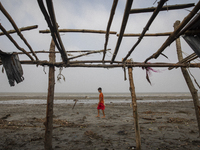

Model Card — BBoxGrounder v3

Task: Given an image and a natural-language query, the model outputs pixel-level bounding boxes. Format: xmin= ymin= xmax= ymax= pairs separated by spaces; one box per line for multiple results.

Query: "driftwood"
xmin=123 ymin=0 xmax=167 ymax=62
xmin=0 ymin=24 xmax=34 ymax=61
xmin=37 ymin=0 xmax=68 ymax=63
xmin=0 ymin=25 xmax=38 ymax=36
xmin=72 ymin=99 xmax=78 ymax=109
xmin=0 ymin=2 xmax=38 ymax=60
xmin=102 ymin=0 xmax=118 ymax=62
xmin=39 ymin=29 xmax=117 ymax=34
xmin=145 ymin=1 xmax=200 ymax=63
xmin=111 ymin=0 xmax=133 ymax=63
xmin=130 ymin=3 xmax=195 ymax=14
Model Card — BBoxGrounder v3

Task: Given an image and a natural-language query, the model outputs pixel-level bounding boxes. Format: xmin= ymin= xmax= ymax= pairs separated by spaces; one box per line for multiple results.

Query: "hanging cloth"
xmin=0 ymin=50 xmax=24 ymax=86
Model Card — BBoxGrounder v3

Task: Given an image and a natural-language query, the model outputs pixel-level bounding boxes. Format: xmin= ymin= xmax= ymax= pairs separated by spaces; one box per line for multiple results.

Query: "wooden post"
xmin=128 ymin=67 xmax=141 ymax=150
xmin=44 ymin=38 xmax=55 ymax=150
xmin=174 ymin=20 xmax=200 ymax=136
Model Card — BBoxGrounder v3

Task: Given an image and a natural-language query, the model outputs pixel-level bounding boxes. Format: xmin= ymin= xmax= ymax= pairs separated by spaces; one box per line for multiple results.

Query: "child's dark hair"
xmin=98 ymin=87 xmax=102 ymax=91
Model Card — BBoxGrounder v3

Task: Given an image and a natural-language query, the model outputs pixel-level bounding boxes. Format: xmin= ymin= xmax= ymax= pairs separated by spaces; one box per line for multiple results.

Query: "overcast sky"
xmin=0 ymin=0 xmax=200 ymax=93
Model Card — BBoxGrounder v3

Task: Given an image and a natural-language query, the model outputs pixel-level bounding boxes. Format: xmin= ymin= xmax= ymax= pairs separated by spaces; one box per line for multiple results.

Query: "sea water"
xmin=0 ymin=92 xmax=194 ymax=104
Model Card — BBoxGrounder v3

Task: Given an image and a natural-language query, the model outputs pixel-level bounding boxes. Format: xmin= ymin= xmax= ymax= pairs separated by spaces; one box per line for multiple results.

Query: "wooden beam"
xmin=0 ymin=2 xmax=38 ymax=60
xmin=44 ymin=39 xmax=55 ymax=150
xmin=39 ymin=29 xmax=117 ymax=34
xmin=123 ymin=0 xmax=167 ymax=62
xmin=168 ymin=53 xmax=198 ymax=70
xmin=174 ymin=20 xmax=200 ymax=136
xmin=0 ymin=24 xmax=34 ymax=61
xmin=130 ymin=3 xmax=195 ymax=14
xmin=46 ymin=0 xmax=68 ymax=64
xmin=37 ymin=0 xmax=68 ymax=63
xmin=0 ymin=25 xmax=38 ymax=36
xmin=119 ymin=30 xmax=200 ymax=37
xmin=111 ymin=0 xmax=133 ymax=63
xmin=11 ymin=60 xmax=200 ymax=68
xmin=128 ymin=66 xmax=141 ymax=150
xmin=16 ymin=49 xmax=111 ymax=54
xmin=177 ymin=12 xmax=200 ymax=38
xmin=145 ymin=1 xmax=200 ymax=63
xmin=68 ymin=49 xmax=111 ymax=60
xmin=102 ymin=0 xmax=118 ymax=62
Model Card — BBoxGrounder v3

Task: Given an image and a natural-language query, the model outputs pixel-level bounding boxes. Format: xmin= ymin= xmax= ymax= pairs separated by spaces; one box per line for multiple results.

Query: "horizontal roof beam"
xmin=39 ymin=29 xmax=117 ymax=34
xmin=0 ymin=25 xmax=38 ymax=36
xmin=119 ymin=30 xmax=200 ymax=37
xmin=1 ymin=60 xmax=199 ymax=68
xmin=130 ymin=3 xmax=195 ymax=14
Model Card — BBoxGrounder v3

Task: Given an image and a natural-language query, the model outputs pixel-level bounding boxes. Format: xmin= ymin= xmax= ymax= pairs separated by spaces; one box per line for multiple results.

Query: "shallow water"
xmin=0 ymin=99 xmax=193 ymax=105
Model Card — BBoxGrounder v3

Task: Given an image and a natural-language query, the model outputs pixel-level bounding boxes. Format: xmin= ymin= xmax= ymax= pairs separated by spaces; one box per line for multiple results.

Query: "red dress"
xmin=97 ymin=92 xmax=105 ymax=110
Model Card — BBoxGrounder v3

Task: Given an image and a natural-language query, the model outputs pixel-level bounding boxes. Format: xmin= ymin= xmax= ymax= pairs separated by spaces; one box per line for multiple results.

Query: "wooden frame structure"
xmin=1 ymin=1 xmax=200 ymax=149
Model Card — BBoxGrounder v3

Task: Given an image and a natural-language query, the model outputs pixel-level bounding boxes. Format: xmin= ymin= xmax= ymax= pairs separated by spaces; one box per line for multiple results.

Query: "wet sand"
xmin=0 ymin=100 xmax=200 ymax=150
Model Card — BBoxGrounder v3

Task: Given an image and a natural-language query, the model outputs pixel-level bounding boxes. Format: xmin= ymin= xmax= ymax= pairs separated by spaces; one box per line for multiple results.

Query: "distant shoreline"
xmin=0 ymin=95 xmax=193 ymax=101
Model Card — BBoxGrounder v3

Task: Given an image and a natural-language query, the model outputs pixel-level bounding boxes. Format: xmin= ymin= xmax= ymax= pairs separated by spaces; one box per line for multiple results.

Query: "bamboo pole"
xmin=102 ymin=0 xmax=118 ymax=62
xmin=130 ymin=3 xmax=195 ymax=14
xmin=37 ymin=0 xmax=68 ymax=63
xmin=145 ymin=1 xmax=200 ymax=63
xmin=174 ymin=21 xmax=200 ymax=136
xmin=0 ymin=2 xmax=38 ymax=60
xmin=39 ymin=29 xmax=117 ymax=34
xmin=177 ymin=12 xmax=200 ymax=38
xmin=68 ymin=49 xmax=111 ymax=60
xmin=44 ymin=39 xmax=55 ymax=150
xmin=168 ymin=53 xmax=198 ymax=70
xmin=119 ymin=30 xmax=200 ymax=37
xmin=128 ymin=66 xmax=141 ymax=150
xmin=123 ymin=0 xmax=167 ymax=62
xmin=10 ymin=60 xmax=200 ymax=68
xmin=111 ymin=0 xmax=133 ymax=63
xmin=46 ymin=0 xmax=68 ymax=64
xmin=16 ymin=49 xmax=111 ymax=54
xmin=0 ymin=23 xmax=34 ymax=61
xmin=0 ymin=25 xmax=38 ymax=36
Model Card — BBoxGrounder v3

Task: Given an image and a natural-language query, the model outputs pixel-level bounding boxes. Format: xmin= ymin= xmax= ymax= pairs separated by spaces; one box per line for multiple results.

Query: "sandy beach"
xmin=0 ymin=95 xmax=200 ymax=150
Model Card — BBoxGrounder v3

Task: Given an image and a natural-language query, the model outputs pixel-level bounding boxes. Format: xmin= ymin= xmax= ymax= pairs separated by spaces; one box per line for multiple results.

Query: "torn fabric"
xmin=0 ymin=50 xmax=24 ymax=86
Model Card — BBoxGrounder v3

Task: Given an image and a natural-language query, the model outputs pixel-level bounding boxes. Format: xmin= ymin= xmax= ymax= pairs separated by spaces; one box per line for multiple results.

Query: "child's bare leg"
xmin=96 ymin=109 xmax=100 ymax=117
xmin=101 ymin=110 xmax=105 ymax=118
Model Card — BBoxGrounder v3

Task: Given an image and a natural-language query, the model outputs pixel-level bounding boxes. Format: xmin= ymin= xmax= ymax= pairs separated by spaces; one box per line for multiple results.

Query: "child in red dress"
xmin=96 ymin=87 xmax=105 ymax=118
